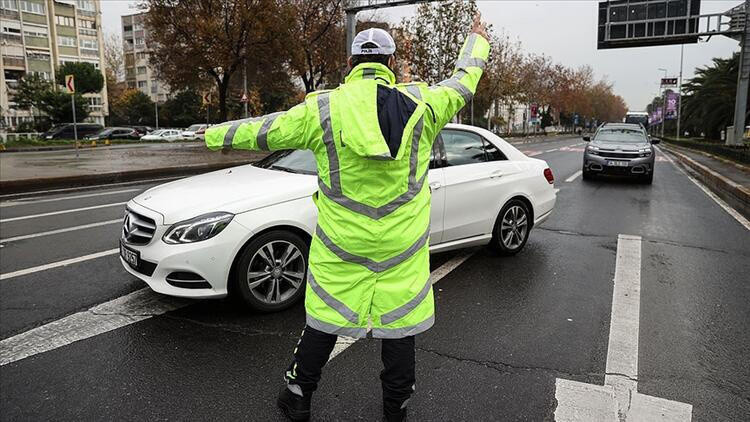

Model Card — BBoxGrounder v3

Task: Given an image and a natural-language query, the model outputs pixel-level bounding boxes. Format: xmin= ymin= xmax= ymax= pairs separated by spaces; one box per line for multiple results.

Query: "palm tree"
xmin=681 ymin=53 xmax=743 ymax=140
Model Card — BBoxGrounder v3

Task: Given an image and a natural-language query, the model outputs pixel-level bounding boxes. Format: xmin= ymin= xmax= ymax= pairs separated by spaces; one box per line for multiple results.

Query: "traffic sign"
xmin=65 ymin=75 xmax=75 ymax=94
xmin=202 ymin=92 xmax=211 ymax=105
xmin=660 ymin=78 xmax=678 ymax=87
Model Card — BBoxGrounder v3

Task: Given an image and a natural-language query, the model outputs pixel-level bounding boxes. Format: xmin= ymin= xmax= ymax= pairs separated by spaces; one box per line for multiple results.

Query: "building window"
xmin=31 ymin=70 xmax=50 ymax=79
xmin=76 ymin=0 xmax=95 ymax=12
xmin=136 ymin=66 xmax=146 ymax=75
xmin=27 ymin=50 xmax=49 ymax=60
xmin=79 ymin=38 xmax=97 ymax=50
xmin=123 ymin=24 xmax=132 ymax=32
xmin=136 ymin=52 xmax=147 ymax=60
xmin=20 ymin=1 xmax=44 ymax=14
xmin=1 ymin=21 xmax=21 ymax=35
xmin=1 ymin=0 xmax=18 ymax=11
xmin=134 ymin=37 xmax=144 ymax=45
xmin=58 ymin=36 xmax=75 ymax=47
xmin=133 ymin=22 xmax=142 ymax=30
xmin=55 ymin=15 xmax=75 ymax=26
xmin=79 ymin=19 xmax=95 ymax=29
xmin=23 ymin=25 xmax=48 ymax=38
xmin=127 ymin=81 xmax=136 ymax=89
xmin=137 ymin=80 xmax=147 ymax=88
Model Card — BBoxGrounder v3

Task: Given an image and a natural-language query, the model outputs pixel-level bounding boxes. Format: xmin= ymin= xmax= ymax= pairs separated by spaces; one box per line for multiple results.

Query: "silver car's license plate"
xmin=120 ymin=241 xmax=139 ymax=268
xmin=607 ymin=160 xmax=628 ymax=167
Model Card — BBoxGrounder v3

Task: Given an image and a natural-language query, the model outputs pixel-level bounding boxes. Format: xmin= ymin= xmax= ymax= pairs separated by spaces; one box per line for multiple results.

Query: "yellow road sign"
xmin=65 ymin=74 xmax=75 ymax=93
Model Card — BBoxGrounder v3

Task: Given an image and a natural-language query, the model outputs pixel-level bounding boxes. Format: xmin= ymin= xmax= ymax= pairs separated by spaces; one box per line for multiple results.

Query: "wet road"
xmin=1 ymin=135 xmax=748 ymax=421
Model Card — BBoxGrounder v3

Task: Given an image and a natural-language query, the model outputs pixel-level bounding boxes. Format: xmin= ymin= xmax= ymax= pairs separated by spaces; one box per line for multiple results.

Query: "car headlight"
xmin=586 ymin=145 xmax=600 ymax=155
xmin=163 ymin=212 xmax=234 ymax=244
xmin=638 ymin=148 xmax=652 ymax=157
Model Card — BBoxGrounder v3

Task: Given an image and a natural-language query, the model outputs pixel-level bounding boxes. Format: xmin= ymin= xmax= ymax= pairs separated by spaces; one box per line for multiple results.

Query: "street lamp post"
xmin=154 ymin=81 xmax=159 ymax=130
xmin=676 ymin=45 xmax=684 ymax=139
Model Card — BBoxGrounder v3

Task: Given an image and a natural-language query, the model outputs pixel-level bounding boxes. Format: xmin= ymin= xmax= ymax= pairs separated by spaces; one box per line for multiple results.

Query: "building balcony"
xmin=1 ymin=33 xmax=23 ymax=45
xmin=0 ymin=8 xmax=19 ymax=19
xmin=77 ymin=9 xmax=96 ymax=18
xmin=80 ymin=48 xmax=99 ymax=57
xmin=2 ymin=55 xmax=25 ymax=69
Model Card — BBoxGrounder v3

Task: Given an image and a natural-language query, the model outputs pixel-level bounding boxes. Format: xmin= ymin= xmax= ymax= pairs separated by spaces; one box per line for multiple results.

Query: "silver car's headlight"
xmin=586 ymin=145 xmax=600 ymax=155
xmin=163 ymin=212 xmax=234 ymax=244
xmin=638 ymin=148 xmax=652 ymax=157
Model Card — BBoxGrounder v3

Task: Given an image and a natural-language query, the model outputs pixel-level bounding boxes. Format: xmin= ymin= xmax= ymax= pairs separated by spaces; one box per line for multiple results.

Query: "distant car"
xmin=182 ymin=124 xmax=208 ymax=141
xmin=194 ymin=125 xmax=213 ymax=141
xmin=140 ymin=129 xmax=183 ymax=142
xmin=129 ymin=126 xmax=154 ymax=136
xmin=119 ymin=124 xmax=557 ymax=311
xmin=43 ymin=123 xmax=103 ymax=140
xmin=85 ymin=127 xmax=140 ymax=141
xmin=582 ymin=123 xmax=659 ymax=184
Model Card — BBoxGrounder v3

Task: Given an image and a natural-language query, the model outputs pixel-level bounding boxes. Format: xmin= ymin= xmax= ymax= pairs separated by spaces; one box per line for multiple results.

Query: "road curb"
xmin=661 ymin=145 xmax=750 ymax=220
xmin=0 ymin=161 xmax=254 ymax=195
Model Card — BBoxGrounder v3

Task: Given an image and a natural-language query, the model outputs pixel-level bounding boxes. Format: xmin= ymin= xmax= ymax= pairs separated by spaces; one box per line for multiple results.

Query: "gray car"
xmin=582 ymin=123 xmax=659 ymax=184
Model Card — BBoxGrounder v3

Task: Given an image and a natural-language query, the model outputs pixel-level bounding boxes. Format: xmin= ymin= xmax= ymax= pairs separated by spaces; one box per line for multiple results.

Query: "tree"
xmin=400 ymin=0 xmax=480 ymax=85
xmin=681 ymin=53 xmax=743 ymax=139
xmin=144 ymin=0 xmax=283 ymax=122
xmin=11 ymin=73 xmax=50 ymax=112
xmin=103 ymin=32 xmax=126 ymax=110
xmin=283 ymin=0 xmax=346 ymax=93
xmin=37 ymin=90 xmax=90 ymax=124
xmin=110 ymin=89 xmax=155 ymax=126
xmin=162 ymin=89 xmax=203 ymax=128
xmin=56 ymin=62 xmax=104 ymax=94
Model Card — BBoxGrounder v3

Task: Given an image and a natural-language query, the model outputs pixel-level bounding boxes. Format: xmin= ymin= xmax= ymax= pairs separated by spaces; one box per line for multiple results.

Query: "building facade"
xmin=0 ymin=0 xmax=108 ymax=129
xmin=121 ymin=12 xmax=167 ymax=103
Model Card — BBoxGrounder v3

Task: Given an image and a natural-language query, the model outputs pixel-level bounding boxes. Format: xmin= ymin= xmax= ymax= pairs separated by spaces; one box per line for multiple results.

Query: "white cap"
xmin=351 ymin=28 xmax=396 ymax=55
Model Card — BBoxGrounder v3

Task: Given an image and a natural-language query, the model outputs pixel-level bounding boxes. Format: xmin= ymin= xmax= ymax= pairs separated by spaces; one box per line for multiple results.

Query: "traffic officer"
xmin=205 ymin=13 xmax=489 ymax=422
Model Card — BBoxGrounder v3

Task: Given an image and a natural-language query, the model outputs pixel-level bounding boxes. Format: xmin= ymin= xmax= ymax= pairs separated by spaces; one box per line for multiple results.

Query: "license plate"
xmin=607 ymin=160 xmax=629 ymax=167
xmin=120 ymin=241 xmax=139 ymax=268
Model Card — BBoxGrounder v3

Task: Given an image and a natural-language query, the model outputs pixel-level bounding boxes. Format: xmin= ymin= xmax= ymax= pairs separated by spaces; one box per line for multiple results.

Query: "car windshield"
xmin=186 ymin=125 xmax=202 ymax=131
xmin=253 ymin=150 xmax=317 ymax=175
xmin=595 ymin=128 xmax=646 ymax=143
xmin=150 ymin=130 xmax=166 ymax=136
xmin=93 ymin=129 xmax=113 ymax=136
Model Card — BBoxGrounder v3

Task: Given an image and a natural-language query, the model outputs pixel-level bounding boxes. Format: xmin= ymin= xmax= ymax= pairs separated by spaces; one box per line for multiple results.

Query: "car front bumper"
xmin=584 ymin=153 xmax=654 ymax=176
xmin=119 ymin=202 xmax=253 ymax=299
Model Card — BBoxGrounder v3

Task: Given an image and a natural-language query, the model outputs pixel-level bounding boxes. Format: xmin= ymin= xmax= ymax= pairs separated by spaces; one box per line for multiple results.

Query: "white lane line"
xmin=0 ymin=189 xmax=140 ymax=208
xmin=555 ymin=235 xmax=692 ymax=421
xmin=545 ymin=148 xmax=558 ymax=153
xmin=328 ymin=250 xmax=475 ymax=362
xmin=0 ymin=219 xmax=121 ymax=244
xmin=0 ymin=288 xmax=189 ymax=366
xmin=0 ymin=176 xmax=178 ymax=200
xmin=657 ymin=146 xmax=750 ymax=231
xmin=565 ymin=170 xmax=583 ymax=183
xmin=0 ymin=249 xmax=119 ymax=281
xmin=0 ymin=202 xmax=127 ymax=223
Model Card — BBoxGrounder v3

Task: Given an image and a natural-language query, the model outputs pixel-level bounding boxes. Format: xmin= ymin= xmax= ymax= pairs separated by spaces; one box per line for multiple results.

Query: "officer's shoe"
xmin=277 ymin=386 xmax=311 ymax=422
xmin=383 ymin=407 xmax=408 ymax=422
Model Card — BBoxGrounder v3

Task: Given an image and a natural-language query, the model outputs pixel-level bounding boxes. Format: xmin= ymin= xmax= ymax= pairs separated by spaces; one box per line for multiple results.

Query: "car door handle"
xmin=489 ymin=170 xmax=504 ymax=179
xmin=429 ymin=182 xmax=442 ymax=191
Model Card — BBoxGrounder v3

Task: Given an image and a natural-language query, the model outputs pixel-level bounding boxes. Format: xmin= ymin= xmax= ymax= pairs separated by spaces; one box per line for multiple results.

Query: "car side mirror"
xmin=650 ymin=138 xmax=660 ymax=144
xmin=582 ymin=136 xmax=591 ymax=142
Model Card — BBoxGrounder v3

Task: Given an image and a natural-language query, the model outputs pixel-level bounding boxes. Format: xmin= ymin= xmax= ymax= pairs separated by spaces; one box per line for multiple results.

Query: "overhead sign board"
xmin=661 ymin=77 xmax=678 ymax=86
xmin=597 ymin=0 xmax=702 ymax=49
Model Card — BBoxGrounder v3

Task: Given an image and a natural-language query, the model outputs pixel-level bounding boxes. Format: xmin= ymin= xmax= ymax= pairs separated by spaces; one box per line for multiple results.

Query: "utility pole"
xmin=243 ymin=61 xmax=248 ymax=118
xmin=677 ymin=44 xmax=684 ymax=139
xmin=730 ymin=0 xmax=750 ymax=146
xmin=154 ymin=81 xmax=159 ymax=129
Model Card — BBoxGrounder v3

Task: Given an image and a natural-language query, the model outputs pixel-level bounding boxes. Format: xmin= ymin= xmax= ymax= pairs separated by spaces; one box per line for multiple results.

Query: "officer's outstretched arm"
xmin=428 ymin=31 xmax=490 ymax=128
xmin=205 ymin=101 xmax=315 ymax=151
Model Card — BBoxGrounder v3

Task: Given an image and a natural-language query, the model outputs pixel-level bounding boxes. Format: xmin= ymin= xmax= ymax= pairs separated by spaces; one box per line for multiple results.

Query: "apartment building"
xmin=121 ymin=12 xmax=168 ymax=103
xmin=0 ymin=0 xmax=108 ymax=129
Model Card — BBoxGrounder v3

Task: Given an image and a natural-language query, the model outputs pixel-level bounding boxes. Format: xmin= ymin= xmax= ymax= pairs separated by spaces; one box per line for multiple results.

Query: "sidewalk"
xmin=0 ymin=143 xmax=268 ymax=194
xmin=660 ymin=143 xmax=750 ymax=221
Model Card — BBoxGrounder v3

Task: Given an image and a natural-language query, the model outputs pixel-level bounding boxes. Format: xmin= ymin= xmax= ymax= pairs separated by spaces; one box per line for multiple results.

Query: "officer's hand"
xmin=471 ymin=12 xmax=488 ymax=39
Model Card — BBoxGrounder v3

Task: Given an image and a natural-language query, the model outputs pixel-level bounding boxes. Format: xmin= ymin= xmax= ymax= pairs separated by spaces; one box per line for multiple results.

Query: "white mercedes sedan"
xmin=119 ymin=124 xmax=556 ymax=311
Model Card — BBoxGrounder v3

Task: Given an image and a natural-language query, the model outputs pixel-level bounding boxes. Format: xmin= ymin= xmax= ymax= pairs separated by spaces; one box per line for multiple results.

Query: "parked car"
xmin=182 ymin=124 xmax=208 ymax=141
xmin=140 ymin=129 xmax=183 ymax=142
xmin=85 ymin=127 xmax=140 ymax=141
xmin=582 ymin=122 xmax=659 ymax=184
xmin=43 ymin=123 xmax=103 ymax=140
xmin=129 ymin=126 xmax=154 ymax=136
xmin=120 ymin=124 xmax=556 ymax=311
xmin=194 ymin=125 xmax=212 ymax=141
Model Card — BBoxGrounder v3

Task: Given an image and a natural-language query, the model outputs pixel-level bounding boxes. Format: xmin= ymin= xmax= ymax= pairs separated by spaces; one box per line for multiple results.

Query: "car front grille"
xmin=598 ymin=151 xmax=640 ymax=159
xmin=122 ymin=209 xmax=157 ymax=245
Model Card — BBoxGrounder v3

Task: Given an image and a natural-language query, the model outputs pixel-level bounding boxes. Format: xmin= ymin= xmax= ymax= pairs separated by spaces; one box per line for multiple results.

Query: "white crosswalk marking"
xmin=0 ymin=249 xmax=119 ymax=280
xmin=565 ymin=170 xmax=583 ymax=183
xmin=0 ymin=219 xmax=122 ymax=243
xmin=0 ymin=202 xmax=127 ymax=223
xmin=0 ymin=189 xmax=140 ymax=208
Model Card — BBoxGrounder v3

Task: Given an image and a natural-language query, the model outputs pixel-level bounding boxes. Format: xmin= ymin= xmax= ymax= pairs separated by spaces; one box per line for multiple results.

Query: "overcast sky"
xmin=101 ymin=0 xmax=741 ymax=111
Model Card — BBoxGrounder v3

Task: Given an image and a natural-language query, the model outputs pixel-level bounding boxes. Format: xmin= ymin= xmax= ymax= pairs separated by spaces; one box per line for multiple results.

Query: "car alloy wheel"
xmin=500 ymin=205 xmax=528 ymax=250
xmin=247 ymin=240 xmax=306 ymax=305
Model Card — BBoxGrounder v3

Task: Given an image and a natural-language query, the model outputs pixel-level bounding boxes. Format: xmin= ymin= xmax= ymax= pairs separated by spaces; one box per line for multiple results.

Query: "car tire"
xmin=234 ymin=230 xmax=309 ymax=312
xmin=491 ymin=199 xmax=531 ymax=256
xmin=582 ymin=168 xmax=593 ymax=180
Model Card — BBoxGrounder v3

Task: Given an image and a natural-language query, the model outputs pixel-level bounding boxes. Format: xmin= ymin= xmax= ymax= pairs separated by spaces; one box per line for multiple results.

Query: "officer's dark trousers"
xmin=285 ymin=326 xmax=416 ymax=412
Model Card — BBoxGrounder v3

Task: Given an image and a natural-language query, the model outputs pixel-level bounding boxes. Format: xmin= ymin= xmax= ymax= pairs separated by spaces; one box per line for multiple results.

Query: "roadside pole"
xmin=243 ymin=62 xmax=248 ymax=118
xmin=677 ymin=44 xmax=684 ymax=139
xmin=154 ymin=81 xmax=159 ymax=129
xmin=65 ymin=74 xmax=78 ymax=158
xmin=730 ymin=0 xmax=750 ymax=146
xmin=345 ymin=10 xmax=356 ymax=57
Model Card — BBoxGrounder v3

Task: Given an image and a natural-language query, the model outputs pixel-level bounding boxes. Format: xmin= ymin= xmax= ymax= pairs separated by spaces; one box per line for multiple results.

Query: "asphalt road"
xmin=1 ymin=135 xmax=748 ymax=421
